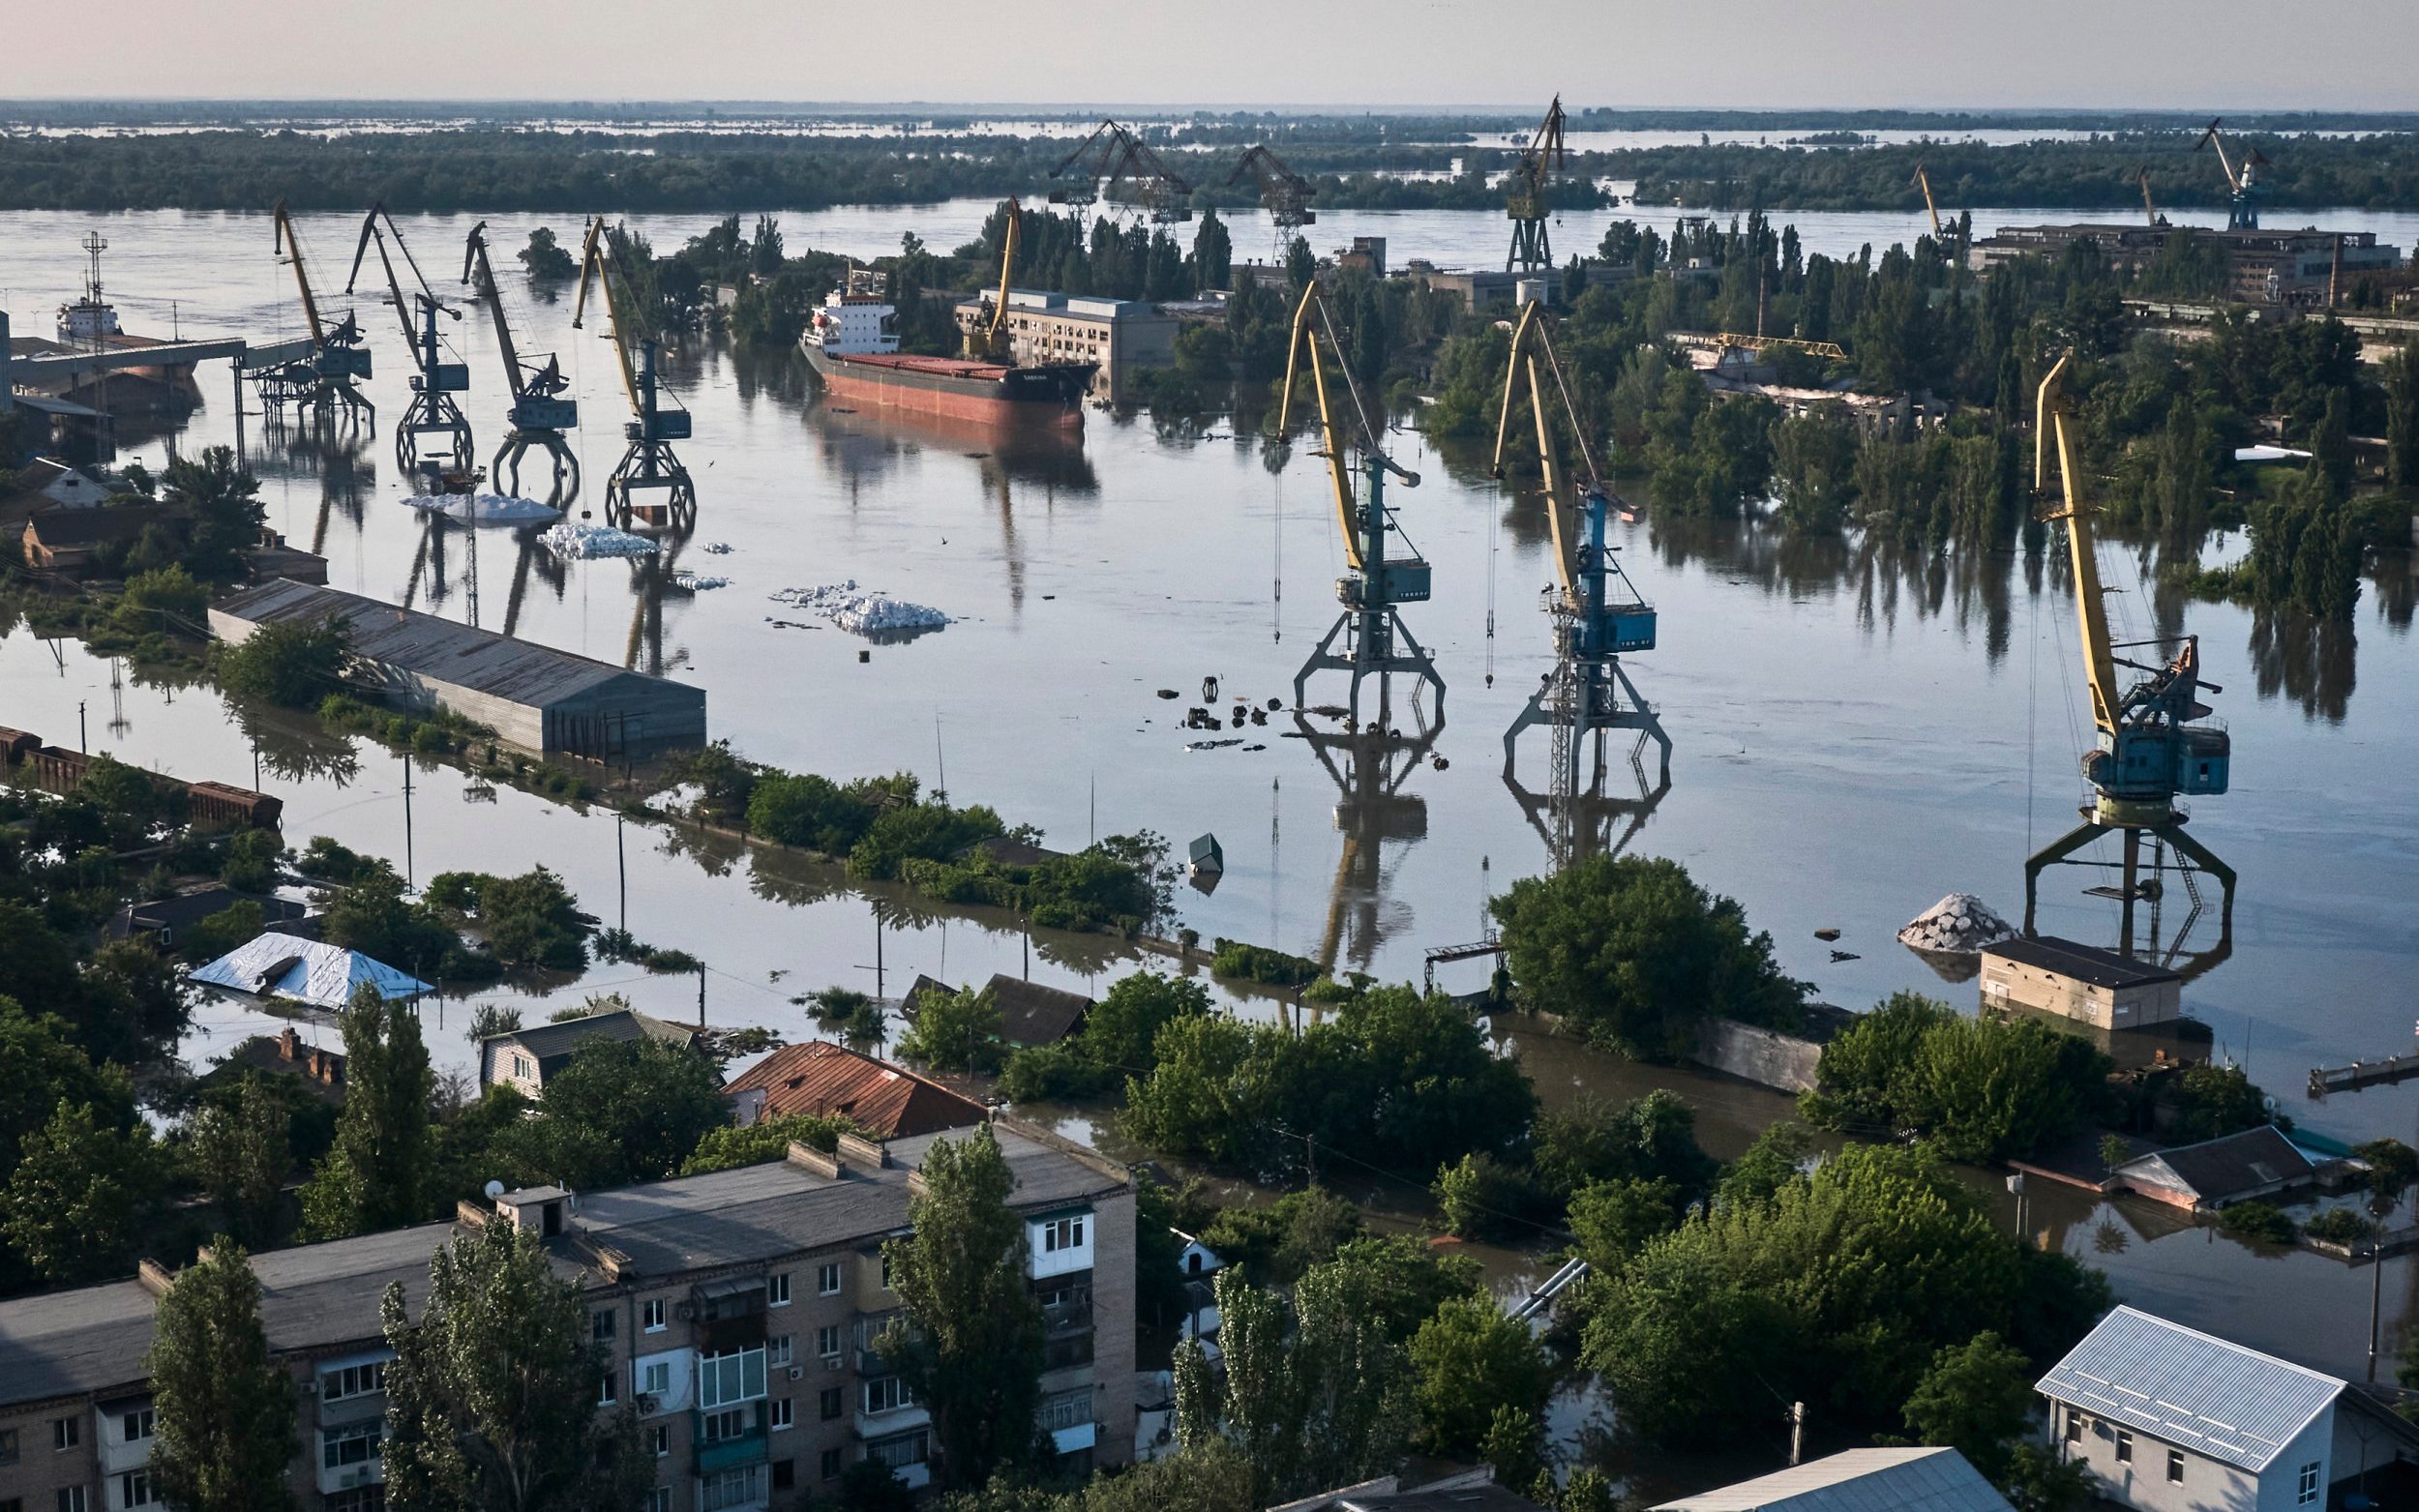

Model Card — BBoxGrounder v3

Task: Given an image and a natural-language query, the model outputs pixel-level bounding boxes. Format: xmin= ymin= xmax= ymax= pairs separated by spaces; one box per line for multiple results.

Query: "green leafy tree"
xmin=163 ymin=445 xmax=265 ymax=580
xmin=1490 ymin=854 xmax=1806 ymax=1059
xmin=1433 ymin=1152 xmax=1548 ymax=1242
xmin=1196 ymin=1187 xmax=1365 ymax=1285
xmin=217 ymin=615 xmax=351 ymax=707
xmin=190 ymin=1075 xmax=292 ymax=1249
xmin=1407 ymin=1292 xmax=1552 ymax=1457
xmin=678 ymin=1110 xmax=858 ymax=1176
xmin=896 ymin=985 xmax=1006 ymax=1074
xmin=379 ymin=1218 xmax=648 ymax=1512
xmin=1191 ymin=207 xmax=1233 ymax=291
xmin=1900 ymin=1331 xmax=2035 ymax=1482
xmin=2384 ymin=340 xmax=2419 ymax=489
xmin=300 ymin=985 xmax=433 ymax=1238
xmin=2161 ymin=1062 xmax=2276 ymax=1143
xmin=0 ymin=997 xmax=135 ymax=1174
xmin=5 ymin=1099 xmax=161 ymax=1282
xmin=1718 ymin=1121 xmax=1813 ymax=1208
xmin=1801 ymin=992 xmax=2110 ymax=1161
xmin=1568 ymin=1175 xmax=1684 ymax=1269
xmin=501 ymin=1037 xmax=728 ymax=1189
xmin=519 ymin=226 xmax=577 ymax=280
xmin=145 ymin=1239 xmax=297 ymax=1512
xmin=880 ymin=1125 xmax=1048 ymax=1489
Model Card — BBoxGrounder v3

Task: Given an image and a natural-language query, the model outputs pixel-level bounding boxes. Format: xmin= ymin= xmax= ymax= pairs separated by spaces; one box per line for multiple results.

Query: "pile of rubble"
xmin=767 ymin=581 xmax=949 ymax=637
xmin=406 ymin=491 xmax=561 ymax=524
xmin=1896 ymin=893 xmax=2017 ymax=955
xmin=540 ymin=520 xmax=658 ymax=559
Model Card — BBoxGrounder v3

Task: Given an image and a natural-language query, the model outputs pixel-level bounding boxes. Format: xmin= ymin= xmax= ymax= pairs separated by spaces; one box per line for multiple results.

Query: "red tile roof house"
xmin=723 ymin=1040 xmax=989 ymax=1139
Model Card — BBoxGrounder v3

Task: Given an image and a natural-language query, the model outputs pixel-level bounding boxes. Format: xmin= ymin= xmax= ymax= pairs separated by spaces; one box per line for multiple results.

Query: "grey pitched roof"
xmin=0 ymin=1122 xmax=1125 ymax=1408
xmin=2117 ymin=1125 xmax=2315 ymax=1203
xmin=1983 ymin=934 xmax=2178 ymax=989
xmin=1653 ymin=1448 xmax=2013 ymax=1512
xmin=485 ymin=1008 xmax=702 ymax=1065
xmin=904 ymin=973 xmax=1091 ymax=1048
xmin=2035 ymin=1306 xmax=2344 ymax=1472
xmin=212 ymin=579 xmax=695 ymax=708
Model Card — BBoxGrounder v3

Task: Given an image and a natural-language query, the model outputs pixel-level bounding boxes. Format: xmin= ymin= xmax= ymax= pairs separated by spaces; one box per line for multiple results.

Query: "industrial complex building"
xmin=209 ymin=579 xmax=706 ymax=760
xmin=0 ymin=1120 xmax=1136 ymax=1512
xmin=1979 ymin=934 xmax=2184 ymax=1029
xmin=949 ymin=288 xmax=1177 ymax=403
xmin=1969 ymin=222 xmax=2403 ymax=308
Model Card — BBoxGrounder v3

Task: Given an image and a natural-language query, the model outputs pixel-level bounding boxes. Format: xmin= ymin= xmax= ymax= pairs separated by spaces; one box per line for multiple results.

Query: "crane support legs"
xmin=493 ymin=430 xmax=581 ymax=509
xmin=1502 ymin=655 xmax=1671 ymax=784
xmin=397 ymin=391 xmax=473 ymax=478
xmin=2022 ymin=816 xmax=2237 ymax=936
xmin=605 ymin=441 xmax=696 ymax=536
xmin=1295 ymin=605 xmax=1446 ymax=732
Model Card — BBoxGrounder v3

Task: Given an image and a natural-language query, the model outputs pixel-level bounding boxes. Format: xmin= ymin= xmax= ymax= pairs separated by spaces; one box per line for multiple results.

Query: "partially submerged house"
xmin=904 ymin=972 xmax=1092 ymax=1049
xmin=190 ymin=932 xmax=430 ymax=1008
xmin=478 ymin=1008 xmax=707 ymax=1098
xmin=722 ymin=1040 xmax=987 ymax=1138
xmin=2109 ymin=1124 xmax=2322 ymax=1212
xmin=106 ymin=883 xmax=308 ymax=951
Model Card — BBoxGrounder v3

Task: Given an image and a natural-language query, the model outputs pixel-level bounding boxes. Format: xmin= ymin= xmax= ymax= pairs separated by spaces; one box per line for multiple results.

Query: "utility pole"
xmin=1787 ymin=1401 xmax=1806 ymax=1467
xmin=77 ymin=700 xmax=86 ymax=752
xmin=697 ymin=964 xmax=706 ymax=1027
xmin=616 ymin=814 xmax=627 ymax=934
xmin=402 ymin=756 xmax=415 ymax=889
xmin=2367 ymin=1223 xmax=2384 ymax=1383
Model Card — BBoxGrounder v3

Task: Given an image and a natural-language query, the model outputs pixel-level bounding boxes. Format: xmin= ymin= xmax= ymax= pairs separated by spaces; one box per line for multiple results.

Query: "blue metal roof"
xmin=1653 ymin=1447 xmax=2012 ymax=1512
xmin=2035 ymin=1306 xmax=2343 ymax=1472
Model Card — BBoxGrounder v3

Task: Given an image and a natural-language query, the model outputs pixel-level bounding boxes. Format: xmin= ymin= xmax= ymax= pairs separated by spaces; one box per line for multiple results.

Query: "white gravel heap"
xmin=1897 ymin=893 xmax=2017 ymax=955
xmin=540 ymin=521 xmax=660 ymax=559
xmin=405 ymin=491 xmax=562 ymax=524
xmin=767 ymin=580 xmax=950 ymax=637
xmin=675 ymin=573 xmax=731 ymax=591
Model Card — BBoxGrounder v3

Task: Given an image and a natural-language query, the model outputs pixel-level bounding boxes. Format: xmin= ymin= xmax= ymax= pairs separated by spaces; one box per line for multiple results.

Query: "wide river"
xmin=2 ymin=204 xmax=2415 ymax=1386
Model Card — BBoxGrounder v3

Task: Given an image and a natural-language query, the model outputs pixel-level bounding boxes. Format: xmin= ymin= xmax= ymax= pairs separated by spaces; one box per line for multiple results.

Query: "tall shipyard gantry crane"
xmin=262 ymin=201 xmax=373 ymax=426
xmin=2026 ymin=353 xmax=2235 ymax=946
xmin=463 ymin=221 xmax=581 ymax=503
xmin=1229 ymin=144 xmax=1317 ymax=260
xmin=573 ymin=217 xmax=697 ymax=534
xmin=1281 ymin=285 xmax=1444 ymax=729
xmin=1505 ymin=96 xmax=1568 ymax=274
xmin=1492 ymin=299 xmax=1670 ymax=869
xmin=348 ymin=202 xmax=472 ymax=475
xmin=2196 ymin=118 xmax=2267 ymax=231
xmin=1050 ymin=118 xmax=1194 ymax=223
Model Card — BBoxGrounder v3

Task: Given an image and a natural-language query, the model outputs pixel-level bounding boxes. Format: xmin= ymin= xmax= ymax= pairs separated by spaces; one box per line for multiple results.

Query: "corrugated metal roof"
xmin=726 ymin=1041 xmax=987 ymax=1138
xmin=485 ymin=1008 xmax=701 ymax=1066
xmin=190 ymin=931 xmax=431 ymax=1008
xmin=1983 ymin=934 xmax=2179 ymax=989
xmin=213 ymin=579 xmax=697 ymax=710
xmin=1653 ymin=1448 xmax=2012 ymax=1512
xmin=2034 ymin=1306 xmax=2343 ymax=1472
xmin=2117 ymin=1125 xmax=2315 ymax=1203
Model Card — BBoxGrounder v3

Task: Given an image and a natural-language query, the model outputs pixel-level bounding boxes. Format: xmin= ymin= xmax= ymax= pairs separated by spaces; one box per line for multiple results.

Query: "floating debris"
xmin=1830 ymin=949 xmax=1861 ymax=963
xmin=1156 ymin=689 xmax=1180 ymax=699
xmin=1185 ymin=739 xmax=1243 ymax=752
xmin=405 ymin=491 xmax=561 ymax=524
xmin=541 ymin=520 xmax=659 ymax=559
xmin=702 ymin=541 xmax=734 ymax=554
xmin=1814 ymin=927 xmax=1842 ymax=942
xmin=675 ymin=573 xmax=732 ymax=591
xmin=1896 ymin=893 xmax=2017 ymax=955
xmin=767 ymin=581 xmax=949 ymax=639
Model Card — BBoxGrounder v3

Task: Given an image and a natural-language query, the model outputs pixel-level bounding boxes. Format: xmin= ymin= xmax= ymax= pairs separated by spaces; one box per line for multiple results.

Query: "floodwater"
xmin=3 ymin=205 xmax=2416 ymax=1376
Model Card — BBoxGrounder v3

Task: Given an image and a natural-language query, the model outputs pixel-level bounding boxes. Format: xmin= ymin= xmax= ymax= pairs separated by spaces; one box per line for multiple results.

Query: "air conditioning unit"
xmin=787 ymin=1366 xmax=804 ymax=1381
xmin=673 ymin=1302 xmax=696 ymax=1321
xmin=822 ymin=1355 xmax=844 ymax=1373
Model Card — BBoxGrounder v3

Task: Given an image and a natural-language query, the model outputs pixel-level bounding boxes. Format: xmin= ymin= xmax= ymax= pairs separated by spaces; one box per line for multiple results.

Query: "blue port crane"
xmin=463 ymin=221 xmax=580 ymax=504
xmin=572 ymin=217 xmax=696 ymax=535
xmin=2025 ymin=352 xmax=2235 ymax=943
xmin=2195 ymin=118 xmax=2266 ymax=231
xmin=347 ymin=202 xmax=472 ymax=477
xmin=1491 ymin=299 xmax=1670 ymax=869
xmin=1279 ymin=284 xmax=1444 ymax=730
xmin=263 ymin=200 xmax=373 ymax=426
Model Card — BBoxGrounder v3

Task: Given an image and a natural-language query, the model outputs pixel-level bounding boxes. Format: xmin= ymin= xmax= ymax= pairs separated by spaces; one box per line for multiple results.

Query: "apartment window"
xmin=651 ymin=1426 xmax=669 ymax=1457
xmin=867 ymin=1429 xmax=929 ymax=1471
xmin=702 ymin=1466 xmax=767 ymax=1512
xmin=820 ymin=1447 xmax=844 ymax=1480
xmin=0 ymin=1427 xmax=15 ymax=1463
xmin=701 ymin=1408 xmax=749 ymax=1444
xmin=324 ymin=1493 xmax=384 ymax=1512
xmin=770 ymin=1398 xmax=793 ymax=1431
xmin=2064 ymin=1409 xmax=2083 ymax=1443
xmin=698 ymin=1348 xmax=768 ymax=1409
xmin=1038 ymin=1387 xmax=1090 ymax=1433
xmin=593 ymin=1309 xmax=616 ymax=1342
xmin=513 ymin=1052 xmax=534 ymax=1080
xmin=642 ymin=1298 xmax=666 ymax=1332
xmin=768 ymin=1335 xmax=793 ymax=1367
xmin=323 ymin=1361 xmax=389 ymax=1402
xmin=2297 ymin=1461 xmax=2320 ymax=1505
xmin=647 ymin=1492 xmax=671 ymax=1512
xmin=117 ymin=1471 xmax=153 ymax=1509
xmin=817 ymin=1261 xmax=843 ymax=1295
xmin=322 ymin=1421 xmax=383 ymax=1470
xmin=880 ymin=1252 xmax=892 ymax=1290
xmin=768 ymin=1272 xmax=791 ymax=1306
xmin=597 ymin=1372 xmax=617 ymax=1406
xmin=772 ymin=1459 xmax=795 ymax=1492
xmin=2113 ymin=1429 xmax=2132 ymax=1464
xmin=121 ymin=1408 xmax=155 ymax=1442
xmin=55 ymin=1492 xmax=85 ymax=1512
xmin=861 ymin=1375 xmax=915 ymax=1415
xmin=641 ymin=1360 xmax=671 ymax=1398
xmin=52 ymin=1416 xmax=78 ymax=1450
xmin=2165 ymin=1449 xmax=2185 ymax=1485
xmin=816 ymin=1324 xmax=841 ymax=1359
xmin=1041 ymin=1214 xmax=1086 ymax=1253
xmin=821 ymin=1386 xmax=844 ymax=1421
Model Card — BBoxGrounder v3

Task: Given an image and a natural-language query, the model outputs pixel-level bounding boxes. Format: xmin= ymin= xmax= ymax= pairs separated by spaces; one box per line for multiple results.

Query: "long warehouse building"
xmin=210 ymin=579 xmax=705 ymax=759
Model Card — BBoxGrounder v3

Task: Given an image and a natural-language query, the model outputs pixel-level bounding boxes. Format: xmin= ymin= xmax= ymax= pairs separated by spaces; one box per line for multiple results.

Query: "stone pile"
xmin=1896 ymin=893 xmax=2017 ymax=955
xmin=767 ymin=580 xmax=950 ymax=637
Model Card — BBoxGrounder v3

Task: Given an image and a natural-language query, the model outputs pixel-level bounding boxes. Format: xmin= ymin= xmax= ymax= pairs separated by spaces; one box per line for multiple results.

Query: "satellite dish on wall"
xmin=483 ymin=1179 xmax=506 ymax=1200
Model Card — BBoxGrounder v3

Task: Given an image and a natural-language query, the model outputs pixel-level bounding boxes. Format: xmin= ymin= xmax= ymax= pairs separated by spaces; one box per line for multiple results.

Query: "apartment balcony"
xmin=853 ymin=1402 xmax=932 ymax=1439
xmin=697 ymin=1311 xmax=768 ymax=1356
xmin=695 ymin=1426 xmax=769 ymax=1477
xmin=1041 ymin=1296 xmax=1094 ymax=1337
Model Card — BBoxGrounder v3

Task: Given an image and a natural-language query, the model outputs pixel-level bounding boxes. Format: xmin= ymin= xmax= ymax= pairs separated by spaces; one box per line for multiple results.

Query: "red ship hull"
xmin=803 ymin=346 xmax=1093 ymax=428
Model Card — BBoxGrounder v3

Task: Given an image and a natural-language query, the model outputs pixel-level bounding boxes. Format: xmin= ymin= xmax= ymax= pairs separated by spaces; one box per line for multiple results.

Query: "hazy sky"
xmin=4 ymin=0 xmax=2412 ymax=111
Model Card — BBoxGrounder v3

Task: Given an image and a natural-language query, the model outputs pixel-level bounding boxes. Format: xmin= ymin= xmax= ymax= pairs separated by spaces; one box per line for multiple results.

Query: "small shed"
xmin=209 ymin=579 xmax=705 ymax=758
xmin=2111 ymin=1124 xmax=2319 ymax=1212
xmin=20 ymin=502 xmax=170 ymax=574
xmin=479 ymin=1008 xmax=706 ymax=1097
xmin=905 ymin=972 xmax=1093 ymax=1049
xmin=1172 ymin=1229 xmax=1224 ymax=1278
xmin=190 ymin=932 xmax=431 ymax=1007
xmin=1979 ymin=934 xmax=2182 ymax=1029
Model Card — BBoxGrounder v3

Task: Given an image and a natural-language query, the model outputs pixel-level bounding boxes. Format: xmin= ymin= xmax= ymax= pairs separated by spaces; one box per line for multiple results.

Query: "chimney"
xmin=280 ymin=1025 xmax=301 ymax=1062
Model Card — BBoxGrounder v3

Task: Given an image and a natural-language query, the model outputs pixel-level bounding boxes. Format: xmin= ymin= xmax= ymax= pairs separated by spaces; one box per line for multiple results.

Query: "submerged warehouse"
xmin=209 ymin=579 xmax=706 ymax=759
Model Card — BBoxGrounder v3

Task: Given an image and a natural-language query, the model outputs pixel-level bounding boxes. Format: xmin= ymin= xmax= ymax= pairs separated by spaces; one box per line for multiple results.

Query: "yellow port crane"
xmin=1491 ymin=299 xmax=1669 ymax=869
xmin=2024 ymin=353 xmax=2235 ymax=949
xmin=263 ymin=200 xmax=373 ymax=424
xmin=1279 ymin=284 xmax=1443 ymax=726
xmin=1505 ymin=95 xmax=1568 ymax=274
xmin=2195 ymin=117 xmax=2266 ymax=230
xmin=966 ymin=198 xmax=1022 ymax=363
xmin=573 ymin=217 xmax=696 ymax=534
xmin=1911 ymin=162 xmax=1943 ymax=237
xmin=2134 ymin=165 xmax=2167 ymax=226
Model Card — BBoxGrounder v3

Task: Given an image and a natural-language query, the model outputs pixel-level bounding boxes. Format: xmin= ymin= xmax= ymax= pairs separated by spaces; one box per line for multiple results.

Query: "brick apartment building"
xmin=0 ymin=1118 xmax=1135 ymax=1512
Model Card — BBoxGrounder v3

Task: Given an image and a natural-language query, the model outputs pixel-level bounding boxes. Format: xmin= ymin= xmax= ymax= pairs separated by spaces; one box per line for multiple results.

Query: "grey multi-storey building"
xmin=0 ymin=1118 xmax=1135 ymax=1512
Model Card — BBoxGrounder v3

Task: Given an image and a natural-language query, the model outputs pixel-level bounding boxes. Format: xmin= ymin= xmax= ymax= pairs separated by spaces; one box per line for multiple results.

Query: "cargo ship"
xmin=800 ymin=279 xmax=1092 ymax=428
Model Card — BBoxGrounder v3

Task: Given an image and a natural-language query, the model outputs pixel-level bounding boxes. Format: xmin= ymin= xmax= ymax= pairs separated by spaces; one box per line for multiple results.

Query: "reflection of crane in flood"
xmin=1295 ymin=715 xmax=1434 ymax=977
xmin=624 ymin=542 xmax=695 ymax=677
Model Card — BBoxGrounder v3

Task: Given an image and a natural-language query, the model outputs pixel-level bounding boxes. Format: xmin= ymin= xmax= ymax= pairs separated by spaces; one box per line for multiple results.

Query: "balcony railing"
xmin=1041 ymin=1297 xmax=1094 ymax=1335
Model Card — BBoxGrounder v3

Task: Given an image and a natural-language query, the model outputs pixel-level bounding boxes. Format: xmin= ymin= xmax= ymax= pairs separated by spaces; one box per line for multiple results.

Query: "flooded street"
xmin=4 ymin=203 xmax=2417 ymax=1376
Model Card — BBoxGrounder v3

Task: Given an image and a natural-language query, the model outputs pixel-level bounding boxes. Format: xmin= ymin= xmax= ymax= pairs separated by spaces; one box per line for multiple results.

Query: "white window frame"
xmin=768 ymin=1335 xmax=792 ymax=1367
xmin=647 ymin=1489 xmax=672 ymax=1512
xmin=770 ymin=1397 xmax=793 ymax=1432
xmin=816 ymin=1324 xmax=841 ymax=1359
xmin=651 ymin=1425 xmax=668 ymax=1457
xmin=118 ymin=1468 xmax=154 ymax=1508
xmin=2296 ymin=1461 xmax=2320 ymax=1506
xmin=1042 ymin=1214 xmax=1086 ymax=1253
xmin=768 ymin=1272 xmax=791 ymax=1306
xmin=817 ymin=1261 xmax=842 ymax=1296
xmin=641 ymin=1360 xmax=671 ymax=1398
xmin=122 ymin=1407 xmax=155 ymax=1442
xmin=322 ymin=1361 xmax=389 ymax=1402
xmin=321 ymin=1421 xmax=382 ymax=1470
xmin=642 ymin=1298 xmax=666 ymax=1333
xmin=2114 ymin=1428 xmax=2132 ymax=1464
xmin=2165 ymin=1448 xmax=2185 ymax=1485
